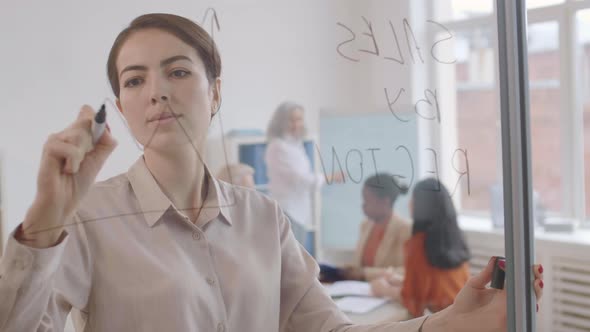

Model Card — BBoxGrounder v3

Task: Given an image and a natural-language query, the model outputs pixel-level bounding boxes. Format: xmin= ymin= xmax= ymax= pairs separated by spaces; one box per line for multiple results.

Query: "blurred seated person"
xmin=370 ymin=178 xmax=471 ymax=318
xmin=216 ymin=163 xmax=256 ymax=188
xmin=322 ymin=173 xmax=411 ymax=282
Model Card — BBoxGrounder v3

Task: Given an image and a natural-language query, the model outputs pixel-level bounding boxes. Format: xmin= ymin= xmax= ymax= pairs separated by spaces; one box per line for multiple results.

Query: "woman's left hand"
xmin=370 ymin=277 xmax=401 ymax=299
xmin=370 ymin=277 xmax=390 ymax=297
xmin=425 ymin=257 xmax=544 ymax=332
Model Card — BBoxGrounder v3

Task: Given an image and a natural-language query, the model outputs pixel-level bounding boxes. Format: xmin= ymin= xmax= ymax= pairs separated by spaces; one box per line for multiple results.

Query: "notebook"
xmin=324 ymin=281 xmax=372 ymax=298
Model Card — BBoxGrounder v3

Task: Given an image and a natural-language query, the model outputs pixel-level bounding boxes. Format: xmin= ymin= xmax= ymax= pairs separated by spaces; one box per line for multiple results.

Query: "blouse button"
xmin=206 ymin=277 xmax=216 ymax=286
xmin=192 ymin=231 xmax=201 ymax=241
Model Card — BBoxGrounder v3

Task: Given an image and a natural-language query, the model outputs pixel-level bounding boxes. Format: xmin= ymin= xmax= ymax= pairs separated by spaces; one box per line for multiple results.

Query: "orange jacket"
xmin=401 ymin=232 xmax=470 ymax=317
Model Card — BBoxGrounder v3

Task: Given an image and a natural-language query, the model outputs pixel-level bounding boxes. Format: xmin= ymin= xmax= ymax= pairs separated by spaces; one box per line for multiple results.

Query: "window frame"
xmin=426 ymin=0 xmax=589 ymax=224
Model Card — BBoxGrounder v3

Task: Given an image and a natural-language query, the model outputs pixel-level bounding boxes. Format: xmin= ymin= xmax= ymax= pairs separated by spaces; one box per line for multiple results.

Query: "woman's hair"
xmin=266 ymin=101 xmax=306 ymax=140
xmin=107 ymin=13 xmax=222 ymax=98
xmin=363 ymin=173 xmax=408 ymax=207
xmin=411 ymin=178 xmax=470 ymax=269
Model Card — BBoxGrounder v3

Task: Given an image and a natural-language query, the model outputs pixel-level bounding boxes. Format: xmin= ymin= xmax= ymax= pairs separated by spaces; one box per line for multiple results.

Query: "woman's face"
xmin=116 ymin=29 xmax=220 ymax=153
xmin=288 ymin=108 xmax=305 ymax=138
xmin=362 ymin=187 xmax=390 ymax=222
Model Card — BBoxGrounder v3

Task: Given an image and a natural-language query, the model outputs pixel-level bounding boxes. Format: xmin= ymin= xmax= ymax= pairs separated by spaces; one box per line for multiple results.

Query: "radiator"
xmin=551 ymin=256 xmax=590 ymax=331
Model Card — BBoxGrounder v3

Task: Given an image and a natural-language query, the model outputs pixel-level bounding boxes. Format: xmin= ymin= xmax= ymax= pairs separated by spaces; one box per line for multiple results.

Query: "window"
xmin=453 ymin=28 xmax=499 ymax=212
xmin=527 ymin=0 xmax=565 ymax=9
xmin=577 ymin=9 xmax=590 ymax=218
xmin=528 ymin=21 xmax=563 ymax=214
xmin=434 ymin=0 xmax=493 ymax=21
xmin=431 ymin=0 xmax=589 ymax=222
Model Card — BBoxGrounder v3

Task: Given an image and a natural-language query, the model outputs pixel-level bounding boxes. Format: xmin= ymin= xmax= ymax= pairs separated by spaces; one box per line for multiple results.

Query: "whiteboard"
xmin=319 ymin=111 xmax=418 ymax=249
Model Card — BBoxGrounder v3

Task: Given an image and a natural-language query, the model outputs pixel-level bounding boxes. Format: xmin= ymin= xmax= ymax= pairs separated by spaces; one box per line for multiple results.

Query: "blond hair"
xmin=266 ymin=101 xmax=306 ymax=140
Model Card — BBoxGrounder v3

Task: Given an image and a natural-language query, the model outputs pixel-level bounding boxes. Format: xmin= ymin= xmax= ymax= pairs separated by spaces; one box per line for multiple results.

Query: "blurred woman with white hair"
xmin=264 ymin=101 xmax=343 ymax=228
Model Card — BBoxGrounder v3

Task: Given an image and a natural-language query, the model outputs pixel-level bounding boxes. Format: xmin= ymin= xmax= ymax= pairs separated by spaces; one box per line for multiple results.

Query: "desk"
xmin=319 ymin=277 xmax=410 ymax=325
xmin=345 ymin=300 xmax=409 ymax=325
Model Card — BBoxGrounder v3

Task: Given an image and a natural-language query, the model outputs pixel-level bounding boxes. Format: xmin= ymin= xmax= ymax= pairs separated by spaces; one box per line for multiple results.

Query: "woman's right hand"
xmin=329 ymin=171 xmax=345 ymax=184
xmin=20 ymin=105 xmax=117 ymax=248
xmin=423 ymin=257 xmax=545 ymax=332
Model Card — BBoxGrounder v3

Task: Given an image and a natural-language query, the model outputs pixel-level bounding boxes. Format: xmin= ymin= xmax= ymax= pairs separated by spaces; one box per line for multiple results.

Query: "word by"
xmin=384 ymin=87 xmax=440 ymax=123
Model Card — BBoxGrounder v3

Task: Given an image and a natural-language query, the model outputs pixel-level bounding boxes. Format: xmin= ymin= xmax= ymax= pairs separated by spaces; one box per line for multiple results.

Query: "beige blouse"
xmin=353 ymin=215 xmax=412 ymax=280
xmin=0 ymin=157 xmax=427 ymax=332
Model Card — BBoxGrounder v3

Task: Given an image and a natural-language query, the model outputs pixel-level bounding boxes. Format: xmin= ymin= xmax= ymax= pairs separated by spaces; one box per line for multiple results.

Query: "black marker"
xmin=491 ymin=256 xmax=506 ymax=289
xmin=91 ymin=104 xmax=107 ymax=144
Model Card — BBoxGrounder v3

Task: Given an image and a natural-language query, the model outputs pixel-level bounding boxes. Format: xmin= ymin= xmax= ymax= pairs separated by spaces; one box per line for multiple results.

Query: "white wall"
xmin=0 ymin=0 xmax=420 ymax=247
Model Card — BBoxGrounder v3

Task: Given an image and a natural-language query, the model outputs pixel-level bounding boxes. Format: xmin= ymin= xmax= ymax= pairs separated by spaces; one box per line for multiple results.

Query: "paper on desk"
xmin=324 ymin=281 xmax=372 ymax=297
xmin=334 ymin=296 xmax=389 ymax=314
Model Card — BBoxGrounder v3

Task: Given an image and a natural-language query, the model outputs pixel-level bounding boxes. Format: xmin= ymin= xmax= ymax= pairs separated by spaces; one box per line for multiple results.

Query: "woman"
xmin=371 ymin=178 xmax=472 ymax=317
xmin=341 ymin=173 xmax=412 ymax=281
xmin=265 ymin=101 xmax=343 ymax=227
xmin=0 ymin=13 xmax=543 ymax=332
